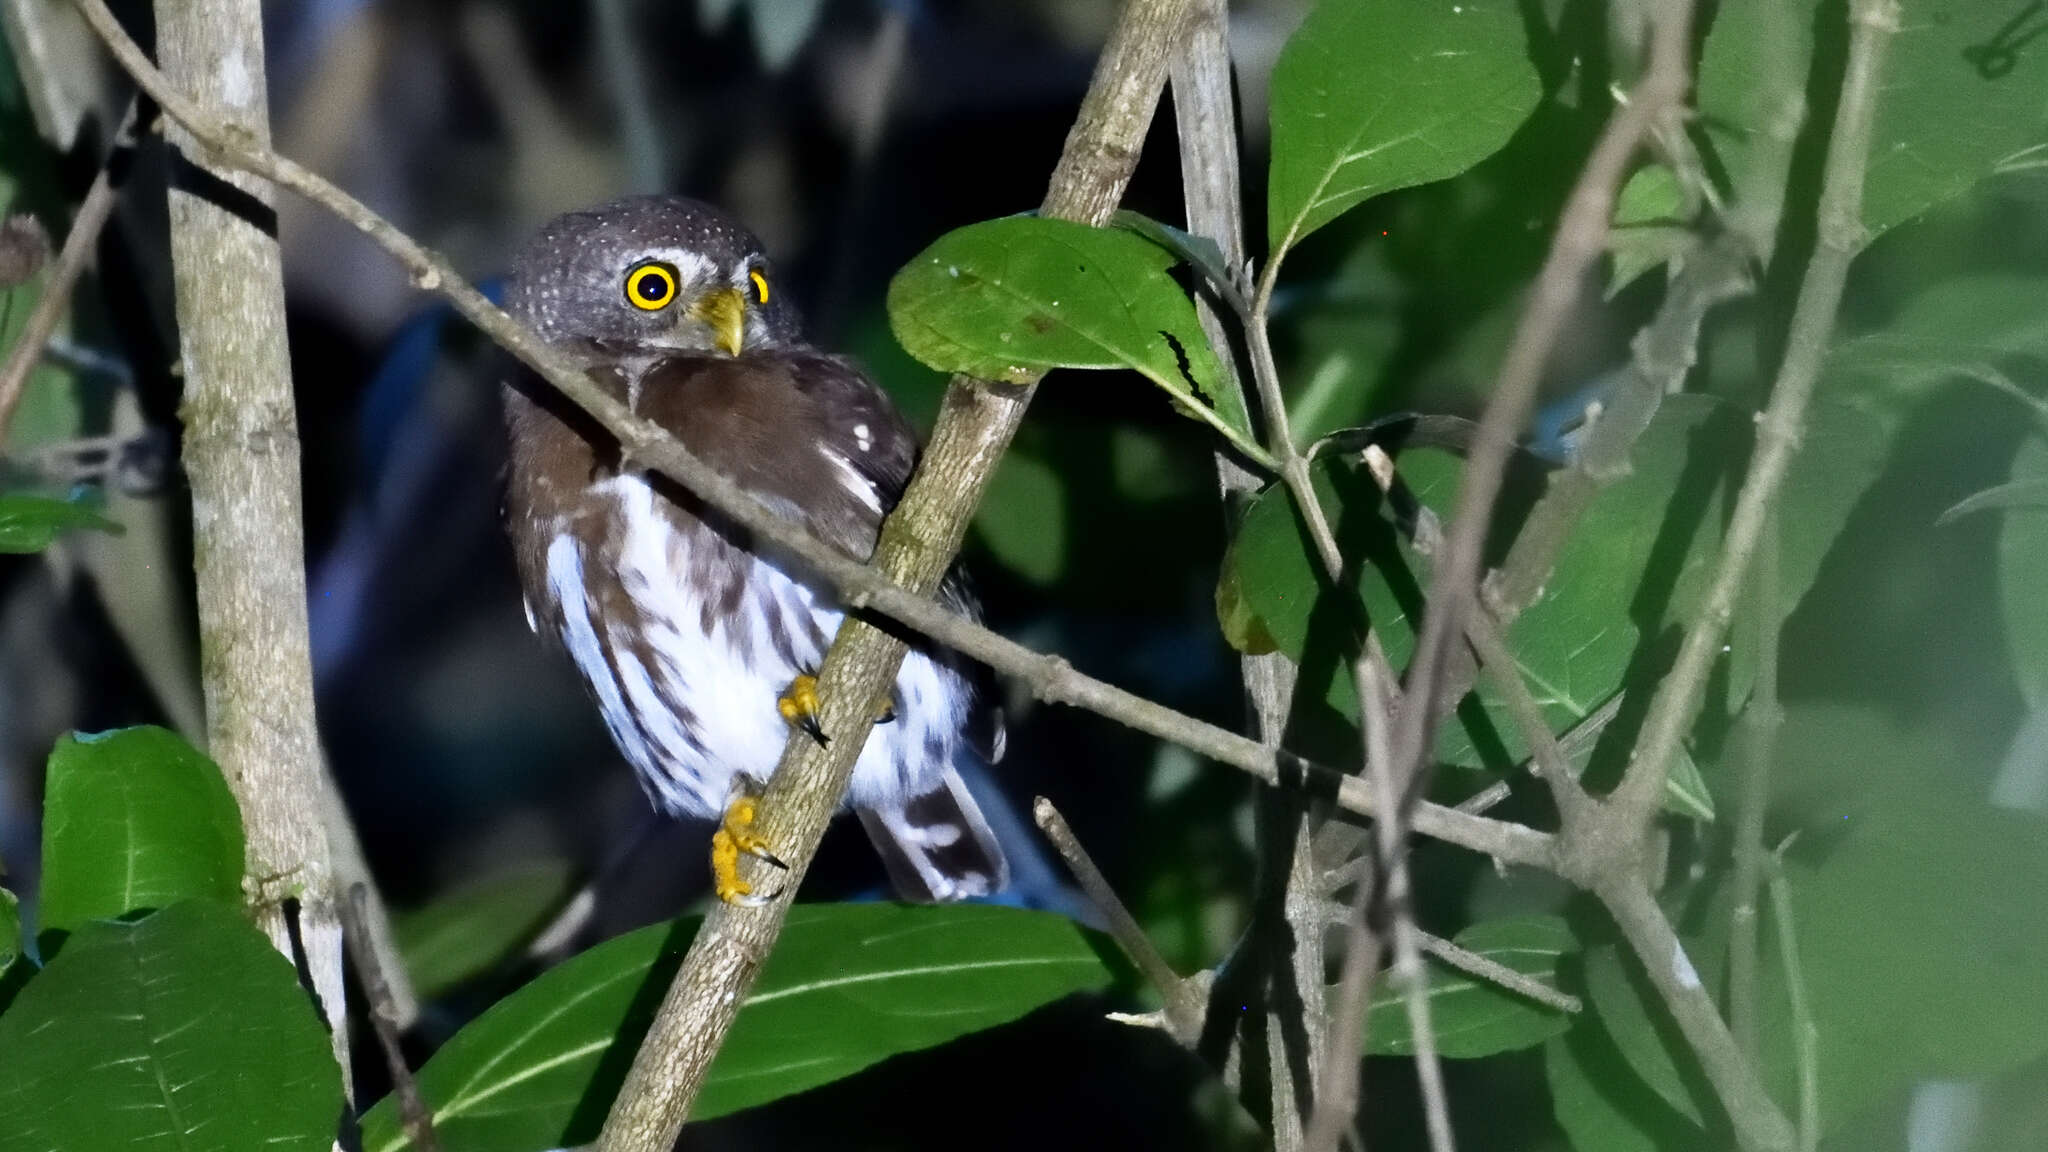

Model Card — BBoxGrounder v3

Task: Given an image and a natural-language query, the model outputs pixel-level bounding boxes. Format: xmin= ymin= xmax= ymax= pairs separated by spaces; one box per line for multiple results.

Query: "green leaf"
xmin=0 ymin=493 xmax=120 ymax=553
xmin=1759 ymin=706 xmax=2048 ymax=1124
xmin=1223 ymin=402 xmax=1725 ymax=819
xmin=0 ymin=902 xmax=343 ymax=1152
xmin=887 ymin=217 xmax=1261 ymax=461
xmin=38 ymin=727 xmax=245 ymax=946
xmin=1607 ymin=164 xmax=1690 ymax=298
xmin=1266 ymin=0 xmax=1540 ymax=253
xmin=1580 ymin=944 xmax=1717 ymax=1126
xmin=1366 ymin=915 xmax=1578 ymax=1058
xmin=973 ymin=447 xmax=1068 ymax=586
xmin=1749 ymin=273 xmax=2048 ymax=693
xmin=1700 ymin=0 xmax=2048 ymax=243
xmin=393 ymin=859 xmax=577 ymax=999
xmin=360 ymin=904 xmax=1115 ymax=1151
xmin=1545 ymin=1006 xmax=1708 ymax=1152
xmin=1999 ymin=436 xmax=2048 ymax=709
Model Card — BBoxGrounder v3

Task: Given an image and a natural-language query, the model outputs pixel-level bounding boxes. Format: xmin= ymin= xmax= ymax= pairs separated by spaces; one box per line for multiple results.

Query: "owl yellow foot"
xmin=778 ymin=674 xmax=829 ymax=748
xmin=710 ymin=794 xmax=788 ymax=907
xmin=778 ymin=673 xmax=899 ymax=746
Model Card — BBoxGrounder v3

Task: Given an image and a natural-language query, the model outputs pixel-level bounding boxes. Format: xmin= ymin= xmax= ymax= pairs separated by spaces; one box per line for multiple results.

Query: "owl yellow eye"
xmin=625 ymin=262 xmax=679 ymax=310
xmin=749 ymin=269 xmax=770 ymax=304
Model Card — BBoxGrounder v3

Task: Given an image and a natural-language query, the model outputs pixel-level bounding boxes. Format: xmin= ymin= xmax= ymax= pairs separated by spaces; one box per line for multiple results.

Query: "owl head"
xmin=506 ymin=196 xmax=801 ymax=357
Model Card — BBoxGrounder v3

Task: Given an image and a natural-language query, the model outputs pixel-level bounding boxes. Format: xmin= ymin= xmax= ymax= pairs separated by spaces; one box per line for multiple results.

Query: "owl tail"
xmin=858 ymin=766 xmax=1010 ymax=903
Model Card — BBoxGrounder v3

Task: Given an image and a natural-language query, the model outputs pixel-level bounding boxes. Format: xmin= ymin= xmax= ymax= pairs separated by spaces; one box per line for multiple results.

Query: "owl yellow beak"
xmin=688 ymin=286 xmax=747 ymax=356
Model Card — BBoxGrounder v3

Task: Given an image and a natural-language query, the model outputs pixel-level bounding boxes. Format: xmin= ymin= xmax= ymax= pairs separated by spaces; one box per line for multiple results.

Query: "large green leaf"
xmin=37 ymin=727 xmax=245 ymax=945
xmin=0 ymin=901 xmax=342 ymax=1152
xmin=1544 ymin=1001 xmax=1708 ymax=1152
xmin=0 ymin=493 xmax=120 ymax=553
xmin=360 ymin=903 xmax=1116 ymax=1151
xmin=887 ymin=217 xmax=1258 ymax=458
xmin=1222 ymin=401 xmax=1725 ymax=818
xmin=1760 ymin=707 xmax=2048 ymax=1124
xmin=1366 ymin=914 xmax=1578 ymax=1058
xmin=1266 ymin=0 xmax=1539 ymax=254
xmin=1699 ymin=0 xmax=2048 ymax=244
xmin=1580 ymin=943 xmax=1718 ymax=1127
xmin=394 ymin=859 xmax=576 ymax=999
xmin=1999 ymin=435 xmax=2048 ymax=708
xmin=1553 ymin=706 xmax=2048 ymax=1144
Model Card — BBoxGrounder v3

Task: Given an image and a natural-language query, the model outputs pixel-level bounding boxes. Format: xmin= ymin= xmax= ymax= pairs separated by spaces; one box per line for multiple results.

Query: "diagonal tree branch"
xmin=592 ymin=2 xmax=1202 ymax=1144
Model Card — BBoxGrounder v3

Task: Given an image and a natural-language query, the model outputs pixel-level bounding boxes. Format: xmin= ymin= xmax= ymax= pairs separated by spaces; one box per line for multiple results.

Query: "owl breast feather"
xmin=532 ymin=473 xmax=974 ymax=818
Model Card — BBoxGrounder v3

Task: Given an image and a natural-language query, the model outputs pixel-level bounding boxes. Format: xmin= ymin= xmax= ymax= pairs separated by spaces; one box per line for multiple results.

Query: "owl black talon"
xmin=778 ymin=673 xmax=830 ymax=747
xmin=713 ymin=795 xmax=790 ymax=906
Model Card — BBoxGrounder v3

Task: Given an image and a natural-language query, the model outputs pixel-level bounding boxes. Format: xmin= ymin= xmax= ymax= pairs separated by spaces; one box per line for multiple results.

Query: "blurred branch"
xmin=1729 ymin=511 xmax=1781 ymax=1058
xmin=1767 ymin=848 xmax=1820 ymax=1152
xmin=341 ymin=884 xmax=438 ymax=1152
xmin=592 ymin=0 xmax=664 ymax=193
xmin=0 ymin=96 xmax=133 ymax=441
xmin=143 ymin=0 xmax=348 ymax=1070
xmin=70 ymin=0 xmax=1557 ymax=876
xmin=325 ymin=760 xmax=417 ymax=1029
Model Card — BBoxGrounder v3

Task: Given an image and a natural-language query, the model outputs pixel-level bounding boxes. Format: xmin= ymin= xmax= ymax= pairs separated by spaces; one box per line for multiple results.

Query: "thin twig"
xmin=0 ymin=96 xmax=135 ymax=440
xmin=69 ymin=0 xmax=1555 ymax=875
xmin=1033 ymin=797 xmax=1203 ymax=1039
xmin=1729 ymin=510 xmax=1781 ymax=1058
xmin=1305 ymin=662 xmax=1392 ymax=1152
xmin=340 ymin=885 xmax=439 ymax=1152
xmin=1612 ymin=0 xmax=1901 ymax=831
xmin=1767 ymin=850 xmax=1819 ymax=1152
xmin=1415 ymin=930 xmax=1581 ymax=1015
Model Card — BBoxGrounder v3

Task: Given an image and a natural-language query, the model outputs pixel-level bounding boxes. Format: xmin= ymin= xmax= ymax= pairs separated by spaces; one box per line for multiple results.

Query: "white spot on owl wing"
xmin=547 ymin=535 xmax=654 ymax=775
xmin=853 ymin=423 xmax=873 ymax=451
xmin=828 ymin=452 xmax=884 ymax=514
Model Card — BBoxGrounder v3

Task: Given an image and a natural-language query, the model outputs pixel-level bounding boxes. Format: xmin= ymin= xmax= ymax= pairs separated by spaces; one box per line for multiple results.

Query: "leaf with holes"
xmin=887 ymin=216 xmax=1259 ymax=460
xmin=1266 ymin=0 xmax=1539 ymax=254
xmin=37 ymin=727 xmax=244 ymax=949
xmin=359 ymin=903 xmax=1117 ymax=1151
xmin=0 ymin=493 xmax=120 ymax=553
xmin=0 ymin=902 xmax=342 ymax=1152
xmin=1367 ymin=915 xmax=1579 ymax=1058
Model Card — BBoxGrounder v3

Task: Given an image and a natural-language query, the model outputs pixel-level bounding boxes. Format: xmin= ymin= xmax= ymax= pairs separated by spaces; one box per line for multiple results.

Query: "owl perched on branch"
xmin=501 ymin=195 xmax=1007 ymax=905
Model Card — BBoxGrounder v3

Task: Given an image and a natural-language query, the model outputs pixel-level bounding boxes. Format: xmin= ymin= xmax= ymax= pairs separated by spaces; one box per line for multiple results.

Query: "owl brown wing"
xmin=630 ymin=350 xmax=921 ymax=564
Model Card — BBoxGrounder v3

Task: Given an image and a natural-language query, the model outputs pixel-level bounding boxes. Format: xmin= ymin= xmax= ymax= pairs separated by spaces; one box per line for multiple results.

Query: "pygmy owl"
xmin=501 ymin=195 xmax=1008 ymax=904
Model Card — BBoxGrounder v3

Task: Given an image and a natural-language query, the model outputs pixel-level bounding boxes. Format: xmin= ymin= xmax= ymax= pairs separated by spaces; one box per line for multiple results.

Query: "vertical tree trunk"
xmin=153 ymin=0 xmax=346 ymax=1064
